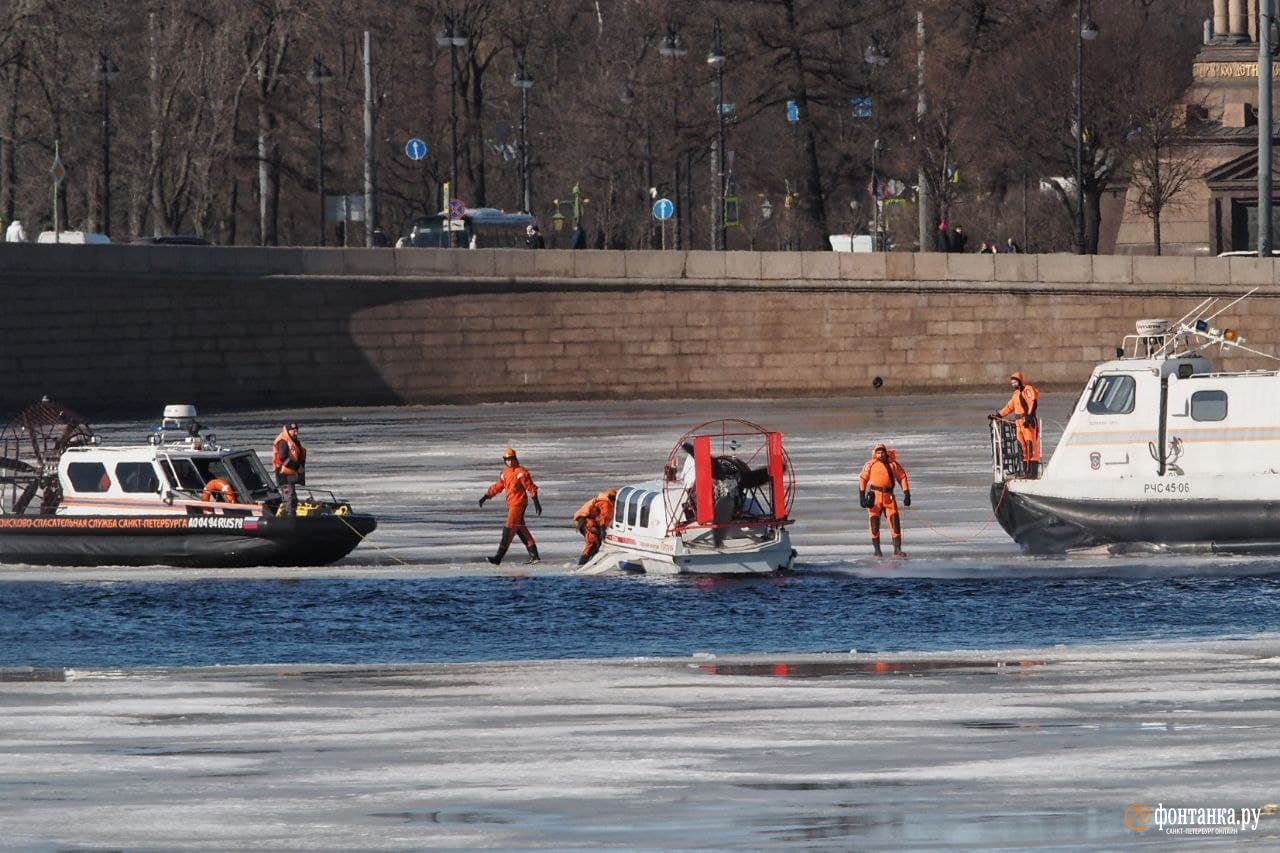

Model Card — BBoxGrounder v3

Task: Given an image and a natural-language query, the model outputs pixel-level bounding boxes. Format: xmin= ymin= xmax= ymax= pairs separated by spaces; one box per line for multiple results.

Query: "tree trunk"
xmin=0 ymin=41 xmax=22 ymax=225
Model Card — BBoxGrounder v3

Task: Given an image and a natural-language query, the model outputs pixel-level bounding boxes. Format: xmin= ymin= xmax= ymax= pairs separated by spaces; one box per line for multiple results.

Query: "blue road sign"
xmin=405 ymin=138 xmax=428 ymax=161
xmin=448 ymin=198 xmax=467 ymax=220
xmin=851 ymin=96 xmax=872 ymax=119
xmin=652 ymin=198 xmax=674 ymax=221
xmin=786 ymin=100 xmax=799 ymax=123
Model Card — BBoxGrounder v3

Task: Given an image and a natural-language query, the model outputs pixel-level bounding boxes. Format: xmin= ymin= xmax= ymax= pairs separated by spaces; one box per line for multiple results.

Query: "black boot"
xmin=1028 ymin=461 xmax=1040 ymax=479
xmin=872 ymin=540 xmax=883 ymax=557
xmin=871 ymin=517 xmax=882 ymax=557
xmin=524 ymin=546 xmax=541 ymax=565
xmin=577 ymin=553 xmax=590 ymax=566
xmin=488 ymin=528 xmax=514 ymax=565
xmin=892 ymin=535 xmax=904 ymax=557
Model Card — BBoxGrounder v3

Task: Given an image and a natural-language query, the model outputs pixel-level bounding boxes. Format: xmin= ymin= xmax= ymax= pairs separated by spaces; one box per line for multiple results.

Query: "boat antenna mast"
xmin=1153 ymin=289 xmax=1277 ymax=361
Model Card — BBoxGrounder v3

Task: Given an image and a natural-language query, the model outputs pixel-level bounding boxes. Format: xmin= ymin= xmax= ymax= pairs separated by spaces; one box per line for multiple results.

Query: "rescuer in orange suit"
xmin=479 ymin=447 xmax=542 ymax=565
xmin=273 ymin=421 xmax=306 ymax=515
xmin=857 ymin=443 xmax=911 ymax=558
xmin=573 ymin=488 xmax=617 ymax=566
xmin=989 ymin=371 xmax=1041 ymax=478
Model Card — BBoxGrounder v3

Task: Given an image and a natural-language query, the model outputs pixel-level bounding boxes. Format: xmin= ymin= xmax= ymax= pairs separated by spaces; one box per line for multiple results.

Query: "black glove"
xmin=533 ymin=497 xmax=543 ymax=516
xmin=987 ymin=413 xmax=1000 ymax=421
xmin=478 ymin=495 xmax=488 ymax=508
xmin=576 ymin=518 xmax=586 ymax=534
xmin=858 ymin=490 xmax=870 ymax=508
xmin=903 ymin=490 xmax=912 ymax=507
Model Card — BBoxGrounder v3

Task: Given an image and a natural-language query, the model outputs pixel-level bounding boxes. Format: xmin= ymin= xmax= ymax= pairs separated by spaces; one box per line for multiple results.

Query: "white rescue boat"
xmin=578 ymin=419 xmax=796 ymax=575
xmin=992 ymin=291 xmax=1280 ymax=554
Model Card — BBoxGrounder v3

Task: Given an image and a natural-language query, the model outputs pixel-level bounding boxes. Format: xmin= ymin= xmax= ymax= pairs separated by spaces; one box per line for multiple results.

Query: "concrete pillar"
xmin=1214 ymin=0 xmax=1229 ymax=41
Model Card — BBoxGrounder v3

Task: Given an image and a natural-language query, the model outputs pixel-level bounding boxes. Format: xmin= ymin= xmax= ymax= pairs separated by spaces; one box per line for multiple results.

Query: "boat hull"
xmin=0 ymin=513 xmax=377 ymax=568
xmin=991 ymin=483 xmax=1280 ymax=554
xmin=579 ymin=531 xmax=796 ymax=575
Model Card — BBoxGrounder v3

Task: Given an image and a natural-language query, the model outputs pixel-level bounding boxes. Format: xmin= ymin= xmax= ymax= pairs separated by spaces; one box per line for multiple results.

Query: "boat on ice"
xmin=0 ymin=400 xmax=376 ymax=567
xmin=991 ymin=292 xmax=1280 ymax=554
xmin=579 ymin=419 xmax=796 ymax=575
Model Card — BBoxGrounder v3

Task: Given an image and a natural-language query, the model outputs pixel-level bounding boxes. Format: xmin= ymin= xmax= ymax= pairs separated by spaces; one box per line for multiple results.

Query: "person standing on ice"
xmin=572 ymin=488 xmax=616 ymax=565
xmin=989 ymin=371 xmax=1041 ymax=478
xmin=478 ymin=446 xmax=542 ymax=564
xmin=857 ymin=442 xmax=911 ymax=558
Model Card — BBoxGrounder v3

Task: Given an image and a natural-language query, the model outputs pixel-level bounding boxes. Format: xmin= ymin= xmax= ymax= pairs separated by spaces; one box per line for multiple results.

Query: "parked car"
xmin=131 ymin=235 xmax=211 ymax=246
xmin=36 ymin=230 xmax=111 ymax=244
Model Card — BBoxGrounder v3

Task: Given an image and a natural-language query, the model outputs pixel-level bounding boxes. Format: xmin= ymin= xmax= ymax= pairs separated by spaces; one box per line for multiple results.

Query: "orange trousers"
xmin=865 ymin=491 xmax=901 ymax=540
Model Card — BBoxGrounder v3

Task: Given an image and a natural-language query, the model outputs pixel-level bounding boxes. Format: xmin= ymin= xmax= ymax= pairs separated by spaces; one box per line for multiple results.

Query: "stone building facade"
xmin=1108 ymin=0 xmax=1280 ymax=256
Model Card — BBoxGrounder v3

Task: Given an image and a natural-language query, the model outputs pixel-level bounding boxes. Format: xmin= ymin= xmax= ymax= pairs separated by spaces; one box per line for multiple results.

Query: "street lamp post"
xmin=1073 ymin=0 xmax=1099 ymax=255
xmin=511 ymin=48 xmax=535 ymax=213
xmin=871 ymin=138 xmax=882 ymax=250
xmin=306 ymin=55 xmax=333 ymax=246
xmin=659 ymin=23 xmax=687 ymax=250
xmin=707 ymin=19 xmax=727 ymax=251
xmin=93 ymin=49 xmax=120 ymax=237
xmin=436 ymin=21 xmax=468 ymax=223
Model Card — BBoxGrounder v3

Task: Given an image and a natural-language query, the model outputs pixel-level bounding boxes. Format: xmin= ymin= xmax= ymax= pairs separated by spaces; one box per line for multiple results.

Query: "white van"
xmin=37 ymin=230 xmax=111 ymax=245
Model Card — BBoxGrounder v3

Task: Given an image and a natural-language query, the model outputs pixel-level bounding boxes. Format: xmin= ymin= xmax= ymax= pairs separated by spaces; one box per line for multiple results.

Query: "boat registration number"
xmin=1143 ymin=482 xmax=1191 ymax=494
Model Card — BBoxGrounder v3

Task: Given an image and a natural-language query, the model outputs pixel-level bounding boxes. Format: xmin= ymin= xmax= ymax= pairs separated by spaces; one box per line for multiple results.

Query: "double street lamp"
xmin=93 ymin=49 xmax=120 ymax=237
xmin=658 ymin=23 xmax=687 ymax=250
xmin=305 ymin=55 xmax=333 ymax=246
xmin=1073 ymin=0 xmax=1099 ymax=255
xmin=707 ymin=19 xmax=727 ymax=251
xmin=511 ymin=48 xmax=535 ymax=213
xmin=437 ymin=21 xmax=468 ymax=216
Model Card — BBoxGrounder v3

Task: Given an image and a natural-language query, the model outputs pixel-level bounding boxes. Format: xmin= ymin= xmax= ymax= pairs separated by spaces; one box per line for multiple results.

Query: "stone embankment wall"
xmin=0 ymin=244 xmax=1277 ymax=415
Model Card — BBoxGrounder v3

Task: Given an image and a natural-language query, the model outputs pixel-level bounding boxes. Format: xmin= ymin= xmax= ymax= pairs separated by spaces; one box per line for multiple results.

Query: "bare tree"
xmin=1127 ymin=103 xmax=1204 ymax=256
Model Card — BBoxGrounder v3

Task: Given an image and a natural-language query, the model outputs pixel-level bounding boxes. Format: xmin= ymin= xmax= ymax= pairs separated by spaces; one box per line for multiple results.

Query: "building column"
xmin=1229 ymin=0 xmax=1249 ymax=42
xmin=1214 ymin=0 xmax=1230 ymax=41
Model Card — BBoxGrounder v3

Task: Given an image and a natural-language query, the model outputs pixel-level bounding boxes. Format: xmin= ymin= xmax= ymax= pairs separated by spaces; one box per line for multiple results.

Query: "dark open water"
xmin=4 ymin=572 xmax=1279 ymax=668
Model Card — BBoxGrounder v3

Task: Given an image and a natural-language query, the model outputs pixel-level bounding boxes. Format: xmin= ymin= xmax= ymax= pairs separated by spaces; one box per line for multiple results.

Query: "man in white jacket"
xmin=5 ymin=219 xmax=27 ymax=242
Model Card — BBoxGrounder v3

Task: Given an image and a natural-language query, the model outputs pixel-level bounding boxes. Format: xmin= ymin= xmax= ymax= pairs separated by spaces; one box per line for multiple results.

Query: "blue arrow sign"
xmin=786 ymin=100 xmax=799 ymax=123
xmin=405 ymin=138 xmax=428 ymax=161
xmin=652 ymin=198 xmax=674 ymax=221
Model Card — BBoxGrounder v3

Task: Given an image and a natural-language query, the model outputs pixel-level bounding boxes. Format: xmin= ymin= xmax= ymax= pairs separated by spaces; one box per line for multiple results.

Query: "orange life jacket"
xmin=858 ymin=450 xmax=910 ymax=494
xmin=273 ymin=429 xmax=306 ymax=475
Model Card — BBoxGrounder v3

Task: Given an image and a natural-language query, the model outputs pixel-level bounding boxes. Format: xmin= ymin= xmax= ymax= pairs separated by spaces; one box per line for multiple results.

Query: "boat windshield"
xmin=160 ymin=457 xmax=204 ymax=491
xmin=226 ymin=452 xmax=274 ymax=498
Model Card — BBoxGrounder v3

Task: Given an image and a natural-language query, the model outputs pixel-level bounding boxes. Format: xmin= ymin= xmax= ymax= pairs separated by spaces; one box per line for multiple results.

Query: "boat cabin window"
xmin=1086 ymin=374 xmax=1136 ymax=415
xmin=194 ymin=460 xmax=234 ymax=485
xmin=67 ymin=461 xmax=111 ymax=493
xmin=160 ymin=457 xmax=204 ymax=491
xmin=1190 ymin=390 xmax=1228 ymax=422
xmin=226 ymin=453 xmax=272 ymax=494
xmin=115 ymin=462 xmax=160 ymax=493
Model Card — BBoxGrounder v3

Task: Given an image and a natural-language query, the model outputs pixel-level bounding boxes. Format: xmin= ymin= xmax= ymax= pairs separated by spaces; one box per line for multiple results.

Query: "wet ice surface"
xmin=4 ymin=396 xmax=1280 ymax=848
xmin=6 ymin=392 xmax=1280 ymax=580
xmin=2 ymin=642 xmax=1280 ymax=849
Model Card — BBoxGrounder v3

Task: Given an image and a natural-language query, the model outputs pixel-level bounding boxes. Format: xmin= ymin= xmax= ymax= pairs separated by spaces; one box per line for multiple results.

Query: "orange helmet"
xmin=502 ymin=446 xmax=517 ymax=460
xmin=873 ymin=442 xmax=887 ymax=455
xmin=1010 ymin=371 xmax=1026 ymax=385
